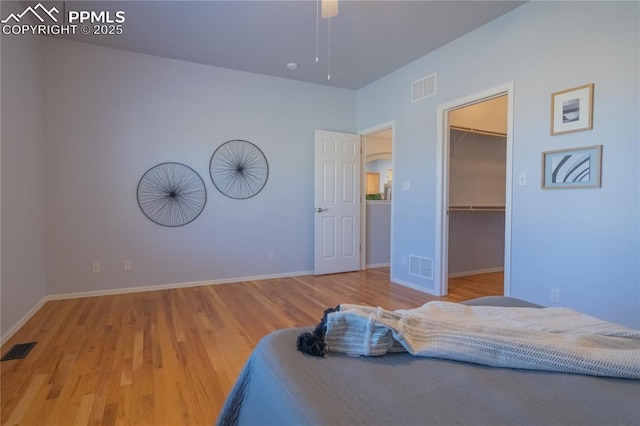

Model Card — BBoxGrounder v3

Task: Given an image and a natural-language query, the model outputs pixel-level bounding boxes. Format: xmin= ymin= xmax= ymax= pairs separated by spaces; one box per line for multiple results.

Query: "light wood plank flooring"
xmin=1 ymin=268 xmax=502 ymax=425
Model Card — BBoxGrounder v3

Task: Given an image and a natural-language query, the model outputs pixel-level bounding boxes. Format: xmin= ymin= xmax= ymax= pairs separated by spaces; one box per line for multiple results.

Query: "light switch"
xmin=518 ymin=172 xmax=527 ymax=186
xmin=402 ymin=181 xmax=411 ymax=191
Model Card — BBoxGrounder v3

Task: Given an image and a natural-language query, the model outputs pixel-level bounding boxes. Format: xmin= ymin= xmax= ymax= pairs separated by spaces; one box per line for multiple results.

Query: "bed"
xmin=217 ymin=296 xmax=640 ymax=425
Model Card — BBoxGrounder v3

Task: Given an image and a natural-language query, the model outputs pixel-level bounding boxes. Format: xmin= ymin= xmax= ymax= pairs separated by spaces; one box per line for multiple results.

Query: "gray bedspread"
xmin=217 ymin=297 xmax=640 ymax=425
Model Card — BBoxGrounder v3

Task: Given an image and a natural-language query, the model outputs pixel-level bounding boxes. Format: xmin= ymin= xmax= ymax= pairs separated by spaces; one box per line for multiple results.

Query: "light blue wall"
xmin=357 ymin=1 xmax=640 ymax=328
xmin=0 ymin=1 xmax=48 ymax=340
xmin=43 ymin=38 xmax=356 ymax=295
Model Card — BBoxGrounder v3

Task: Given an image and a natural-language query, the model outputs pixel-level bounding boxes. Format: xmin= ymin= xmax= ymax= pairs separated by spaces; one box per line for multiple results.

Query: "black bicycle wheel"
xmin=137 ymin=162 xmax=207 ymax=227
xmin=209 ymin=140 xmax=269 ymax=199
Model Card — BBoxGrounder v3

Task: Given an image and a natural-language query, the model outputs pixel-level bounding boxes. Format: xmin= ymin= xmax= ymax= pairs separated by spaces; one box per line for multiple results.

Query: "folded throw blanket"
xmin=297 ymin=301 xmax=640 ymax=379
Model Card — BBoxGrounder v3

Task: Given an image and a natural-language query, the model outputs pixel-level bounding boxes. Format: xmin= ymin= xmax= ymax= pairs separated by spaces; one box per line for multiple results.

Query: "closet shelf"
xmin=449 ymin=205 xmax=505 ymax=212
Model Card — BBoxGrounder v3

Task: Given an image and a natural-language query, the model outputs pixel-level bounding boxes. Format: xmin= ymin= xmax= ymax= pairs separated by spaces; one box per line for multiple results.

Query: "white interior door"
xmin=314 ymin=130 xmax=361 ymax=275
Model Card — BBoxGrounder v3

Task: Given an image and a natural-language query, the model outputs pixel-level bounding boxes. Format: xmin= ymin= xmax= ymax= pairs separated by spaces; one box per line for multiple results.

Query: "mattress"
xmin=217 ymin=296 xmax=640 ymax=425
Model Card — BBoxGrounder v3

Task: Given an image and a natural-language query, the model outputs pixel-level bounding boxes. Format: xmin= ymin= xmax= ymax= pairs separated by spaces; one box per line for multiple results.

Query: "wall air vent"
xmin=409 ymin=255 xmax=433 ymax=280
xmin=412 ymin=73 xmax=437 ymax=103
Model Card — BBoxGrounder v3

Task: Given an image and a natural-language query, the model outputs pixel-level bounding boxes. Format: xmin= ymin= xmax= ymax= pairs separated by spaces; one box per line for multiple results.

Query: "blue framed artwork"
xmin=542 ymin=145 xmax=602 ymax=189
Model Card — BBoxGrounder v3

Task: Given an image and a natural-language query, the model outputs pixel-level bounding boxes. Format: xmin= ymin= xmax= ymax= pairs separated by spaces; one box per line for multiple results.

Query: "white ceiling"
xmin=37 ymin=0 xmax=525 ymax=90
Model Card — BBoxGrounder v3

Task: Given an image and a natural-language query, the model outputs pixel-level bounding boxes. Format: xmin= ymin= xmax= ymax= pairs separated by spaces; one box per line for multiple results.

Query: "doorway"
xmin=448 ymin=96 xmax=507 ymax=296
xmin=360 ymin=123 xmax=394 ymax=274
xmin=435 ymin=83 xmax=514 ymax=296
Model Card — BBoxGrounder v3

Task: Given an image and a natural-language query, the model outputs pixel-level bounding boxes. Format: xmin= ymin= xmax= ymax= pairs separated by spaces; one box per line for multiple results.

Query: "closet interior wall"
xmin=448 ymin=129 xmax=506 ymax=276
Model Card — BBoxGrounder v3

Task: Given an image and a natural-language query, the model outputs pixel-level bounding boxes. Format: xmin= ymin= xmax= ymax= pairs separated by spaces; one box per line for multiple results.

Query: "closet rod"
xmin=450 ymin=125 xmax=506 ymax=138
xmin=449 ymin=205 xmax=505 ymax=212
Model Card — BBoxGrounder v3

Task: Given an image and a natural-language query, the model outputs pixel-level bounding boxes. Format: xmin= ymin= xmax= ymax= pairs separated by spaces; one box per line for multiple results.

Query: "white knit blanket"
xmin=324 ymin=302 xmax=640 ymax=379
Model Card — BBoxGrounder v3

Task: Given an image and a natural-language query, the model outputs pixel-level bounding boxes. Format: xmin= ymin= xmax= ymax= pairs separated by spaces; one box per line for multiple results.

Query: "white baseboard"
xmin=1 ymin=296 xmax=48 ymax=347
xmin=366 ymin=262 xmax=390 ymax=269
xmin=1 ymin=270 xmax=314 ymax=345
xmin=448 ymin=267 xmax=504 ymax=278
xmin=47 ymin=270 xmax=315 ymax=301
xmin=391 ymin=276 xmax=438 ymax=296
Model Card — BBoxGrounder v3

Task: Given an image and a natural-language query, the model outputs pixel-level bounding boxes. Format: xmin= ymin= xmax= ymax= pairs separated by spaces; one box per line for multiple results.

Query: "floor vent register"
xmin=1 ymin=342 xmax=37 ymax=361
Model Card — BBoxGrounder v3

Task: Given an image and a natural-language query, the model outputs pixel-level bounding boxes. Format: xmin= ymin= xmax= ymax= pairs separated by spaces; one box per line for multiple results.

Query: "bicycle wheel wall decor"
xmin=209 ymin=140 xmax=269 ymax=199
xmin=137 ymin=162 xmax=207 ymax=227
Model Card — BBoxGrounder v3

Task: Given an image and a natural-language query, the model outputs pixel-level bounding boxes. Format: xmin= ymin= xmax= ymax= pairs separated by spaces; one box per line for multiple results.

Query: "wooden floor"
xmin=1 ymin=268 xmax=502 ymax=426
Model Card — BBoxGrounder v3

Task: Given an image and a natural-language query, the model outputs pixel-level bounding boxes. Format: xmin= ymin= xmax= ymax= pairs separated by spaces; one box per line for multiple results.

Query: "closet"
xmin=447 ymin=96 xmax=507 ymax=278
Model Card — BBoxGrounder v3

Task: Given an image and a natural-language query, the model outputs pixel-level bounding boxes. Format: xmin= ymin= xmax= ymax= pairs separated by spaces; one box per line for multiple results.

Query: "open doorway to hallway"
xmin=362 ymin=126 xmax=393 ymax=275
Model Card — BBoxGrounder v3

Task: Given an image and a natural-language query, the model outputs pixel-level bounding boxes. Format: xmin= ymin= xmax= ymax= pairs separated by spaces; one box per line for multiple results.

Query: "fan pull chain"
xmin=315 ymin=0 xmax=319 ymax=63
xmin=327 ymin=16 xmax=331 ymax=80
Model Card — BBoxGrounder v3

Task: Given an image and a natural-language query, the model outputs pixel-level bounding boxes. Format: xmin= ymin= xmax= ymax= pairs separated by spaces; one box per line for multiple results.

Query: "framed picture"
xmin=542 ymin=145 xmax=602 ymax=189
xmin=550 ymin=83 xmax=594 ymax=135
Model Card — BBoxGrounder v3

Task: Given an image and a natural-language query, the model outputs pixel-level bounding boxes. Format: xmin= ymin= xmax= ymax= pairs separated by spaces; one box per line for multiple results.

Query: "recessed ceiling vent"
xmin=412 ymin=73 xmax=437 ymax=103
xmin=409 ymin=255 xmax=433 ymax=280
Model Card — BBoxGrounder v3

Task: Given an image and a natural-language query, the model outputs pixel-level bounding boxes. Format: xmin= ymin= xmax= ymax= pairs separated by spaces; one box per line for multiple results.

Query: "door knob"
xmin=315 ymin=207 xmax=328 ymax=213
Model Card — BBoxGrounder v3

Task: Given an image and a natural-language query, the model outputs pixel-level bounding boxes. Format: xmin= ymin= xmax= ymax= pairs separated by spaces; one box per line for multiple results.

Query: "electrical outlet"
xmin=550 ymin=287 xmax=561 ymax=303
xmin=92 ymin=261 xmax=101 ymax=273
xmin=124 ymin=259 xmax=132 ymax=271
xmin=402 ymin=181 xmax=411 ymax=191
xmin=268 ymin=250 xmax=274 ymax=260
